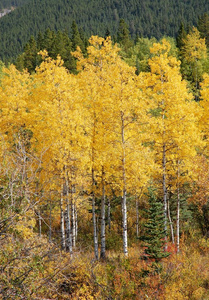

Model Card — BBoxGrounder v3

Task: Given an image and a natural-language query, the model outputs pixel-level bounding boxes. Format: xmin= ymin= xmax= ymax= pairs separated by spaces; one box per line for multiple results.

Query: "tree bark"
xmin=70 ymin=169 xmax=76 ymax=248
xmin=177 ymin=161 xmax=180 ymax=253
xmin=60 ymin=185 xmax=66 ymax=251
xmin=107 ymin=198 xmax=111 ymax=231
xmin=167 ymin=196 xmax=175 ymax=244
xmin=163 ymin=143 xmax=168 ymax=251
xmin=91 ymin=111 xmax=99 ymax=260
xmin=136 ymin=196 xmax=139 ymax=238
xmin=72 ymin=201 xmax=76 ymax=248
xmin=38 ymin=210 xmax=42 ymax=238
xmin=92 ymin=167 xmax=98 ymax=260
xmin=66 ymin=173 xmax=73 ymax=254
xmin=49 ymin=198 xmax=52 ymax=243
xmin=121 ymin=112 xmax=128 ymax=256
xmin=66 ymin=203 xmax=73 ymax=254
xmin=100 ymin=168 xmax=106 ymax=259
xmin=75 ymin=204 xmax=78 ymax=240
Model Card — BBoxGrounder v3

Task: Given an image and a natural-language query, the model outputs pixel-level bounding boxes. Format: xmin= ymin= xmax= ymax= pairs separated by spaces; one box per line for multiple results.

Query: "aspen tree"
xmin=181 ymin=27 xmax=207 ymax=100
xmin=108 ymin=50 xmax=153 ymax=256
xmin=0 ymin=65 xmax=31 ymax=138
xmin=28 ymin=53 xmax=86 ymax=252
xmin=74 ymin=36 xmax=152 ymax=256
xmin=74 ymin=37 xmax=116 ymax=257
xmin=140 ymin=39 xmax=201 ymax=250
xmin=0 ymin=66 xmax=51 ymax=254
xmin=194 ymin=74 xmax=209 ymax=237
xmin=73 ymin=39 xmax=105 ymax=259
xmin=200 ymin=73 xmax=209 ymax=143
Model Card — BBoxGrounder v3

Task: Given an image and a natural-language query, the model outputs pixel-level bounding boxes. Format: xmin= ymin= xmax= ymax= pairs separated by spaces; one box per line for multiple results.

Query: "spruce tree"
xmin=23 ymin=36 xmax=38 ymax=73
xmin=117 ymin=19 xmax=133 ymax=51
xmin=176 ymin=23 xmax=187 ymax=51
xmin=71 ymin=20 xmax=85 ymax=52
xmin=198 ymin=13 xmax=209 ymax=47
xmin=141 ymin=188 xmax=170 ymax=262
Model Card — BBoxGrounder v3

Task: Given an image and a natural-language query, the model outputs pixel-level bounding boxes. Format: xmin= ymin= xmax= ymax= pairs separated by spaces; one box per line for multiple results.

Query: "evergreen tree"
xmin=51 ymin=30 xmax=67 ymax=59
xmin=104 ymin=27 xmax=111 ymax=39
xmin=176 ymin=22 xmax=187 ymax=51
xmin=23 ymin=36 xmax=38 ymax=73
xmin=117 ymin=19 xmax=133 ymax=51
xmin=37 ymin=31 xmax=44 ymax=50
xmin=71 ymin=20 xmax=85 ymax=52
xmin=141 ymin=188 xmax=170 ymax=262
xmin=198 ymin=13 xmax=209 ymax=48
xmin=43 ymin=28 xmax=55 ymax=57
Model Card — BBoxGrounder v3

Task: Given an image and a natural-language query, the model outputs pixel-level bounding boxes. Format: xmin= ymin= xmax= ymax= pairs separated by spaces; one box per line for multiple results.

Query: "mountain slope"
xmin=0 ymin=0 xmax=209 ymax=62
xmin=0 ymin=0 xmax=29 ymax=9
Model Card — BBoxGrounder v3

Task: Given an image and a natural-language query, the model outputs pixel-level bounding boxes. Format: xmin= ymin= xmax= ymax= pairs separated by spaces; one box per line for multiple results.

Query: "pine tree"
xmin=198 ymin=13 xmax=209 ymax=47
xmin=117 ymin=19 xmax=133 ymax=51
xmin=176 ymin=22 xmax=187 ymax=51
xmin=23 ymin=36 xmax=38 ymax=73
xmin=71 ymin=21 xmax=85 ymax=52
xmin=141 ymin=188 xmax=170 ymax=262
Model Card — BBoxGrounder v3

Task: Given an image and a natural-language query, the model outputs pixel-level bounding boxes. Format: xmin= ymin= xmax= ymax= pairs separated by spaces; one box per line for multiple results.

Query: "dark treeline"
xmin=14 ymin=16 xmax=209 ymax=102
xmin=0 ymin=0 xmax=209 ymax=62
xmin=0 ymin=0 xmax=28 ymax=9
xmin=15 ymin=21 xmax=88 ymax=74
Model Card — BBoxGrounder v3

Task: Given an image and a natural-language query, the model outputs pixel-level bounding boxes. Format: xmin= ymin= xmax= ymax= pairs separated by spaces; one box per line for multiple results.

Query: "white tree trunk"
xmin=136 ymin=196 xmax=139 ymax=238
xmin=72 ymin=201 xmax=76 ymax=248
xmin=49 ymin=198 xmax=52 ymax=243
xmin=163 ymin=143 xmax=168 ymax=251
xmin=66 ymin=203 xmax=73 ymax=254
xmin=66 ymin=174 xmax=73 ymax=254
xmin=122 ymin=188 xmax=128 ymax=256
xmin=38 ymin=210 xmax=42 ymax=238
xmin=167 ymin=196 xmax=174 ymax=244
xmin=100 ymin=168 xmax=106 ymax=259
xmin=92 ymin=167 xmax=98 ymax=260
xmin=121 ymin=112 xmax=128 ymax=256
xmin=70 ymin=170 xmax=76 ymax=248
xmin=107 ymin=198 xmax=111 ymax=231
xmin=60 ymin=187 xmax=66 ymax=251
xmin=177 ymin=186 xmax=180 ymax=253
xmin=177 ymin=161 xmax=180 ymax=253
xmin=75 ymin=204 xmax=78 ymax=239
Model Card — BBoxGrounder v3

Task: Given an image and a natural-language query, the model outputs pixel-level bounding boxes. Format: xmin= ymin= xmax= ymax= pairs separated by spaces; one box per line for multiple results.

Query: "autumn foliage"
xmin=0 ymin=35 xmax=209 ymax=299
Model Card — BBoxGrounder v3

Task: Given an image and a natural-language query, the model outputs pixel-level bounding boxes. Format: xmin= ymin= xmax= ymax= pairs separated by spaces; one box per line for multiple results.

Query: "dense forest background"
xmin=0 ymin=0 xmax=209 ymax=61
xmin=0 ymin=0 xmax=28 ymax=9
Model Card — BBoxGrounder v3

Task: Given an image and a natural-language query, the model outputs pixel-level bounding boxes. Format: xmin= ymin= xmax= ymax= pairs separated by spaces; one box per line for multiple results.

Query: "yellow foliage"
xmin=12 ymin=210 xmax=36 ymax=239
xmin=164 ymin=248 xmax=209 ymax=300
xmin=183 ymin=27 xmax=207 ymax=62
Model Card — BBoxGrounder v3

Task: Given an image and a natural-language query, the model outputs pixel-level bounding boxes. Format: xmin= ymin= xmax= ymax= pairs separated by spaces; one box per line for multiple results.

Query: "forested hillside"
xmin=1 ymin=33 xmax=209 ymax=298
xmin=0 ymin=0 xmax=209 ymax=61
xmin=0 ymin=0 xmax=28 ymax=9
xmin=1 ymin=0 xmax=209 ymax=298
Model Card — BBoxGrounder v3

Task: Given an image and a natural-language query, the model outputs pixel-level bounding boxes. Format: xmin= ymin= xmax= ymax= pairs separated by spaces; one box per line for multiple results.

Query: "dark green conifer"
xmin=23 ymin=36 xmax=38 ymax=73
xmin=71 ymin=21 xmax=85 ymax=52
xmin=141 ymin=187 xmax=170 ymax=262
xmin=117 ymin=19 xmax=133 ymax=51
xmin=176 ymin=22 xmax=187 ymax=50
xmin=37 ymin=31 xmax=44 ymax=51
xmin=51 ymin=30 xmax=67 ymax=59
xmin=43 ymin=28 xmax=55 ymax=57
xmin=198 ymin=13 xmax=209 ymax=47
xmin=104 ymin=27 xmax=111 ymax=39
